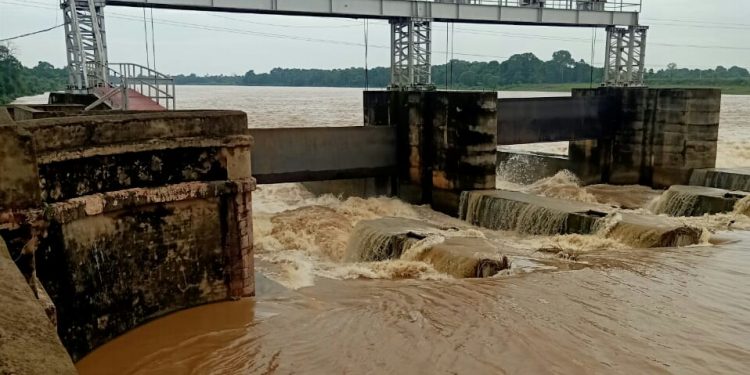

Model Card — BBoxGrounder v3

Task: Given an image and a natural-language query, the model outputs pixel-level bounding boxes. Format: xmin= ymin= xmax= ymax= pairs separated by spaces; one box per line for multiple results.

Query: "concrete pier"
xmin=364 ymin=91 xmax=497 ymax=215
xmin=570 ymin=88 xmax=721 ymax=188
xmin=363 ymin=87 xmax=722 ymax=201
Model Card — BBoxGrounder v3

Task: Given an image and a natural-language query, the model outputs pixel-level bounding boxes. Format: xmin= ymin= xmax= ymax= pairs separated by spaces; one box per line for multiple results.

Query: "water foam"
xmin=733 ymin=196 xmax=750 ymax=216
xmin=526 ymin=170 xmax=598 ymax=204
xmin=253 ymin=184 xmax=454 ymax=289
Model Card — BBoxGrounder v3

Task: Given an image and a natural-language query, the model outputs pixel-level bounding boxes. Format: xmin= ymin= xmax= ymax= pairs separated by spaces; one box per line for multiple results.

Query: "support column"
xmin=603 ymin=25 xmax=647 ymax=87
xmin=61 ymin=0 xmax=108 ymax=93
xmin=389 ymin=18 xmax=432 ymax=89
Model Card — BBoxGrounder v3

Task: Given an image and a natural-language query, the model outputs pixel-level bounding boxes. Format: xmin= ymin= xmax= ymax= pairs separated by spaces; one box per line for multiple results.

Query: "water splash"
xmin=649 ymin=189 xmax=701 ymax=217
xmin=527 ymin=170 xmax=599 ymax=203
xmin=733 ymin=196 xmax=750 ymax=216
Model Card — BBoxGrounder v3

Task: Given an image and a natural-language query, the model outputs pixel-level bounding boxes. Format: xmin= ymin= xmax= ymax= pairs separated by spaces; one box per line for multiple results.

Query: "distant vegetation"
xmin=2 ymin=47 xmax=750 ymax=104
xmin=0 ymin=46 xmax=68 ymax=105
xmin=174 ymin=50 xmax=750 ymax=93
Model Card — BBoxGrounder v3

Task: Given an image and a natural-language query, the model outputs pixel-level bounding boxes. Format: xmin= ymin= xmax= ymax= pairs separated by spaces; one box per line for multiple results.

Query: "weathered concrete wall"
xmin=38 ymin=147 xmax=230 ymax=202
xmin=363 ymin=90 xmax=391 ymax=127
xmin=0 ymin=107 xmax=14 ymax=123
xmin=48 ymin=92 xmax=98 ymax=106
xmin=36 ymin=181 xmax=253 ymax=360
xmin=0 ymin=235 xmax=77 ymax=374
xmin=19 ymin=110 xmax=248 ymax=156
xmin=0 ymin=125 xmax=42 ymax=210
xmin=0 ymin=110 xmax=255 ymax=362
xmin=249 ymin=126 xmax=396 ymax=184
xmin=570 ymin=88 xmax=721 ymax=188
xmin=497 ymin=96 xmax=607 ymax=145
xmin=4 ymin=105 xmax=71 ymax=121
xmin=364 ymin=90 xmax=497 ymax=215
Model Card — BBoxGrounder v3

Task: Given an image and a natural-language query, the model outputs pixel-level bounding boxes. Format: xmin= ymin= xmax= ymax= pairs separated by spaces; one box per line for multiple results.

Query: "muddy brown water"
xmin=77 ymin=233 xmax=750 ymax=374
xmin=18 ymin=88 xmax=750 ymax=373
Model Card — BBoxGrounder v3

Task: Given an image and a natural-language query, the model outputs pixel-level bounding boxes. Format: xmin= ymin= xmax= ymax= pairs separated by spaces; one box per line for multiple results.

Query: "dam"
xmin=4 ymin=83 xmax=750 ymax=373
xmin=3 ymin=0 xmax=750 ymax=373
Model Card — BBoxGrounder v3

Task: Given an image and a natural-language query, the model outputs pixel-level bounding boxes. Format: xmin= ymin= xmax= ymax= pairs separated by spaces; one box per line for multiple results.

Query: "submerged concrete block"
xmin=690 ymin=168 xmax=750 ymax=192
xmin=458 ymin=190 xmax=605 ymax=235
xmin=651 ymin=185 xmax=748 ymax=217
xmin=459 ymin=190 xmax=703 ymax=248
xmin=606 ymin=214 xmax=705 ymax=248
xmin=345 ymin=217 xmax=509 ymax=278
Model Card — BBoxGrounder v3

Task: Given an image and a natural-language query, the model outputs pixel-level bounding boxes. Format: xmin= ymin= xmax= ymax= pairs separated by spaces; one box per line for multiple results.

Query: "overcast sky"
xmin=1 ymin=0 xmax=748 ymax=75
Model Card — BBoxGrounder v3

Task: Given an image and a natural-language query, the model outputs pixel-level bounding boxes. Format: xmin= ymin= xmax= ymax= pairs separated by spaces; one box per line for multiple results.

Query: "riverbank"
xmin=494 ymin=83 xmax=750 ymax=95
xmin=166 ymin=83 xmax=750 ymax=95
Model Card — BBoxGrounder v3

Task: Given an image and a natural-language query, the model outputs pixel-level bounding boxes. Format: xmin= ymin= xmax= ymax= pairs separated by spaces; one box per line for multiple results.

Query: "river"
xmin=19 ymin=87 xmax=750 ymax=374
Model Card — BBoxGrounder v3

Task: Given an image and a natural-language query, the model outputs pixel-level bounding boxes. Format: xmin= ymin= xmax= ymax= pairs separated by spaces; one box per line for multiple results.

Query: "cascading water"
xmin=460 ymin=191 xmax=570 ymax=235
xmin=345 ymin=217 xmax=509 ymax=278
xmin=734 ymin=196 xmax=750 ymax=216
xmin=649 ymin=189 xmax=701 ymax=217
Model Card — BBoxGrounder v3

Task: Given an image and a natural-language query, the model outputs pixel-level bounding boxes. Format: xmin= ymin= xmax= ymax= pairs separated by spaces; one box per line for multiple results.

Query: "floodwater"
xmin=19 ymin=87 xmax=750 ymax=374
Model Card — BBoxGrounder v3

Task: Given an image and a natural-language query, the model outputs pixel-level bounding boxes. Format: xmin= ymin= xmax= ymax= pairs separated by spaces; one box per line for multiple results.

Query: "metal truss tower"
xmin=603 ymin=25 xmax=648 ymax=87
xmin=390 ymin=18 xmax=432 ymax=89
xmin=61 ymin=0 xmax=109 ymax=93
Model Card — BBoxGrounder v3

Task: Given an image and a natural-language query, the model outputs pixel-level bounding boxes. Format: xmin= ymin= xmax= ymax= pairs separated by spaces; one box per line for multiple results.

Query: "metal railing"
xmin=431 ymin=0 xmax=641 ymax=12
xmin=85 ymin=62 xmax=176 ymax=110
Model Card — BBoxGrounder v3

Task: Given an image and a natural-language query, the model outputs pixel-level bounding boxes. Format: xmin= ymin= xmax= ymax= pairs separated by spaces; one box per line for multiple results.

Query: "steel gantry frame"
xmin=603 ymin=25 xmax=648 ymax=87
xmin=60 ymin=0 xmax=649 ymax=93
xmin=61 ymin=0 xmax=109 ymax=93
xmin=390 ymin=18 xmax=432 ymax=88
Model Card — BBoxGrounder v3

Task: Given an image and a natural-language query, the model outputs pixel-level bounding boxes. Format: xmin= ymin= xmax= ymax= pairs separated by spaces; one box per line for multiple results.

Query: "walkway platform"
xmin=108 ymin=0 xmax=640 ymax=27
xmin=93 ymin=87 xmax=166 ymax=111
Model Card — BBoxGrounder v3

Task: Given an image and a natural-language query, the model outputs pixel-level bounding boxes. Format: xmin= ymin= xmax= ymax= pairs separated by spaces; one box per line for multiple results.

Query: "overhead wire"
xmin=589 ymin=27 xmax=596 ymax=88
xmin=450 ymin=22 xmax=455 ymax=88
xmin=142 ymin=8 xmax=150 ymax=68
xmin=151 ymin=8 xmax=157 ymax=71
xmin=445 ymin=22 xmax=449 ymax=90
xmin=0 ymin=24 xmax=63 ymax=42
xmin=363 ymin=19 xmax=368 ymax=90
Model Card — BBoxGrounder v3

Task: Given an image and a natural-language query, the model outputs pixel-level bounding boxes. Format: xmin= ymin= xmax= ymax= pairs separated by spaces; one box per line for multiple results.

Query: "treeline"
xmin=174 ymin=50 xmax=598 ymax=88
xmin=646 ymin=63 xmax=750 ymax=86
xmin=0 ymin=46 xmax=68 ymax=105
xmin=3 ymin=46 xmax=749 ymax=104
xmin=174 ymin=50 xmax=750 ymax=89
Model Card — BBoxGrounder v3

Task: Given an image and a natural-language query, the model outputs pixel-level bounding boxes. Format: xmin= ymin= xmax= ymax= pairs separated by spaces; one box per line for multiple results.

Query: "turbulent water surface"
xmin=20 ymin=87 xmax=750 ymax=374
